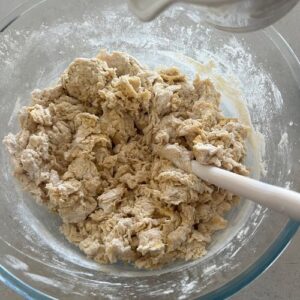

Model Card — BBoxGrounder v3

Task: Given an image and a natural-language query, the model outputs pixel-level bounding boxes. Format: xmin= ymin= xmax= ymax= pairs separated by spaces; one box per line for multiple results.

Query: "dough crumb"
xmin=3 ymin=51 xmax=249 ymax=269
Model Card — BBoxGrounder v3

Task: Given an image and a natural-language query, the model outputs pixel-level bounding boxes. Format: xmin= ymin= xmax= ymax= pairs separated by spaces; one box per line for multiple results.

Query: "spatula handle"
xmin=191 ymin=160 xmax=300 ymax=221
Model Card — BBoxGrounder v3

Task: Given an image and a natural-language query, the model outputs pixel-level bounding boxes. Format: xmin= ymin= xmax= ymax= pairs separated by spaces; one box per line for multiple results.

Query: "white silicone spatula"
xmin=158 ymin=145 xmax=300 ymax=221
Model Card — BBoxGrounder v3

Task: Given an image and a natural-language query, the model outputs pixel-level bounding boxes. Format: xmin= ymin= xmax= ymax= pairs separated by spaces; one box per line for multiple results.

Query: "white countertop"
xmin=0 ymin=1 xmax=299 ymax=299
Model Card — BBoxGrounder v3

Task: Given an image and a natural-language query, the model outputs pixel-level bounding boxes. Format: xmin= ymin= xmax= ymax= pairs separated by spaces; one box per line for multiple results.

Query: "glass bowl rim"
xmin=0 ymin=1 xmax=299 ymax=299
xmin=1 ymin=221 xmax=298 ymax=299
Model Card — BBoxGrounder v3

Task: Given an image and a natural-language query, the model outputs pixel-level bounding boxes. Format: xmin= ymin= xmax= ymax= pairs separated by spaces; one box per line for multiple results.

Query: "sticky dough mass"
xmin=4 ymin=51 xmax=249 ymax=269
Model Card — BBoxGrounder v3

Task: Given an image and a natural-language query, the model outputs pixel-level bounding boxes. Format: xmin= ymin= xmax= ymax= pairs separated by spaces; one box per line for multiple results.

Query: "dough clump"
xmin=3 ymin=51 xmax=249 ymax=269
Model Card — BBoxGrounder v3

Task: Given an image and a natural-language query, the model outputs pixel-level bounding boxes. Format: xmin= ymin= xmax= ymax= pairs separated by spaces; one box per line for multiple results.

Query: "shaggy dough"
xmin=3 ymin=51 xmax=249 ymax=269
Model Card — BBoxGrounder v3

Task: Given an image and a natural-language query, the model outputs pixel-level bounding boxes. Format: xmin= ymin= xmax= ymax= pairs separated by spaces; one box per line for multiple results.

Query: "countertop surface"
xmin=0 ymin=1 xmax=299 ymax=299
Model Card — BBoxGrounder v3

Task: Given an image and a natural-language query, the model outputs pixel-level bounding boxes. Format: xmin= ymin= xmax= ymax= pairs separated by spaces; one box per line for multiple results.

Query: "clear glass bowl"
xmin=0 ymin=1 xmax=299 ymax=299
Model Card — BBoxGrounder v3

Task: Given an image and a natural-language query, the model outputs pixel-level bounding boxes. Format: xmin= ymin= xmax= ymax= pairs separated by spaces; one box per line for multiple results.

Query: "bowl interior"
xmin=0 ymin=1 xmax=299 ymax=299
